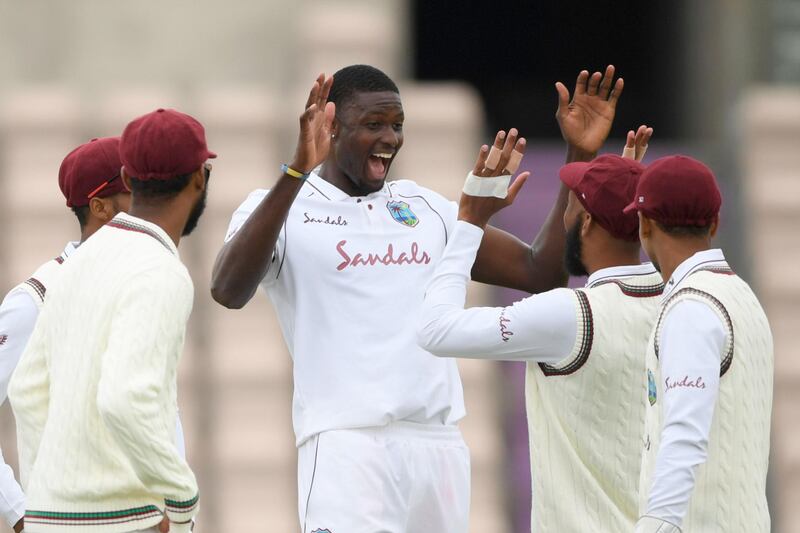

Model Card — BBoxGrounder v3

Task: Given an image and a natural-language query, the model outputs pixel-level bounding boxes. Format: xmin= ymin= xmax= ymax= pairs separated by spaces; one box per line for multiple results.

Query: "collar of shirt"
xmin=586 ymin=262 xmax=658 ymax=288
xmin=662 ymin=248 xmax=727 ymax=302
xmin=305 ymin=172 xmax=392 ymax=202
xmin=111 ymin=212 xmax=179 ymax=257
xmin=62 ymin=241 xmax=80 ymax=260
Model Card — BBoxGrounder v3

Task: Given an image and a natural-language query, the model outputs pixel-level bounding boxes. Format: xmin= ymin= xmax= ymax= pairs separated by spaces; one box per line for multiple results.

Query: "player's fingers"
xmin=299 ymin=103 xmax=317 ymax=132
xmin=598 ymin=65 xmax=615 ymax=99
xmin=496 ymin=128 xmax=519 ymax=174
xmin=586 ymin=71 xmax=602 ymax=96
xmin=574 ymin=70 xmax=589 ymax=96
xmin=555 ymin=82 xmax=570 ymax=117
xmin=319 ymin=74 xmax=333 ymax=106
xmin=608 ymin=78 xmax=624 ymax=108
xmin=323 ymin=102 xmax=336 ymax=132
xmin=305 ymin=75 xmax=323 ymax=109
xmin=473 ymin=144 xmax=489 ymax=175
xmin=505 ymin=137 xmax=526 ymax=174
xmin=506 ymin=171 xmax=530 ymax=204
xmin=626 ymin=130 xmax=635 ymax=148
xmin=484 ymin=130 xmax=506 ymax=172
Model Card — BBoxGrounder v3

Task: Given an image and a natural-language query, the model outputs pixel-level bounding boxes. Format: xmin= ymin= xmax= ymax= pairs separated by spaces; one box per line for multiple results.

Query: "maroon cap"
xmin=120 ymin=108 xmax=216 ymax=181
xmin=623 ymin=155 xmax=721 ymax=226
xmin=559 ymin=154 xmax=645 ymax=242
xmin=58 ymin=137 xmax=127 ymax=208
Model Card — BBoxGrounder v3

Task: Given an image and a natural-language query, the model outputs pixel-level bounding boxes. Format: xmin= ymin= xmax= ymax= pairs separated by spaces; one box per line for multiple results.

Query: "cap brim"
xmin=207 ymin=150 xmax=217 ymax=159
xmin=558 ymin=161 xmax=591 ymax=191
xmin=622 ymin=199 xmax=638 ymax=214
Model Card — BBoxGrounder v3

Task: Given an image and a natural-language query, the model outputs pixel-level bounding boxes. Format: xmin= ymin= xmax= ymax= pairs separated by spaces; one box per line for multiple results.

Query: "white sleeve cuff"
xmin=453 ymin=219 xmax=485 ymax=244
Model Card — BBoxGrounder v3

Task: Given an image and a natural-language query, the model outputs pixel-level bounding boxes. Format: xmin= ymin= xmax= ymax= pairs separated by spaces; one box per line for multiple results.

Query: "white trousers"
xmin=297 ymin=422 xmax=470 ymax=533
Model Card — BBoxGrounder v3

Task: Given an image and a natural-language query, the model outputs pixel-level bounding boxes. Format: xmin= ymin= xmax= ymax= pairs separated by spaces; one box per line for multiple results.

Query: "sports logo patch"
xmin=0 ymin=334 xmax=7 ymax=346
xmin=648 ymin=369 xmax=657 ymax=406
xmin=386 ymin=200 xmax=419 ymax=227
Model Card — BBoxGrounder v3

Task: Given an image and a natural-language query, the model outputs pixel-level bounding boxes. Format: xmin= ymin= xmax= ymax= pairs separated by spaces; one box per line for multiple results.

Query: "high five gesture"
xmin=291 ymin=74 xmax=336 ymax=173
xmin=556 ymin=65 xmax=624 ymax=160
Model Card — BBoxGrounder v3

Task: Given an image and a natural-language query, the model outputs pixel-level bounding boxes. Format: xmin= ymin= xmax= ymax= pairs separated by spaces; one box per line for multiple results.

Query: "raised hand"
xmin=458 ymin=128 xmax=530 ymax=229
xmin=555 ymin=65 xmax=624 ymax=158
xmin=622 ymin=124 xmax=653 ymax=162
xmin=290 ymin=73 xmax=336 ymax=174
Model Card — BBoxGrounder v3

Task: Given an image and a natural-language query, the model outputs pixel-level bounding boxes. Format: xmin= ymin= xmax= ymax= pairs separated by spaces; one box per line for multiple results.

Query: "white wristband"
xmin=634 ymin=516 xmax=682 ymax=533
xmin=462 ymin=171 xmax=511 ymax=199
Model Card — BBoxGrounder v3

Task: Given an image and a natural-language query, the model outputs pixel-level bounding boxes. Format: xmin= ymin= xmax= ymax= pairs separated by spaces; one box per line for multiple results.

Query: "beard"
xmin=182 ymin=186 xmax=208 ymax=236
xmin=564 ymin=219 xmax=589 ymax=277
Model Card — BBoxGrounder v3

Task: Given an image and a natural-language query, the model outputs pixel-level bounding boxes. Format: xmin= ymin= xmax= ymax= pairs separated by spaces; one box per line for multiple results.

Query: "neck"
xmin=585 ymin=250 xmax=642 ymax=276
xmin=656 ymin=238 xmax=711 ymax=283
xmin=584 ymin=239 xmax=642 ymax=276
xmin=128 ymin=202 xmax=186 ymax=246
xmin=319 ymin=160 xmax=378 ymax=197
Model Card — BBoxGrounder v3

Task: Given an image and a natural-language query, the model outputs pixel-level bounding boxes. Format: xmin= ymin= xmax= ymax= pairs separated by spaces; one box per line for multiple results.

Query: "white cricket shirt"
xmin=226 ymin=173 xmax=465 ymax=445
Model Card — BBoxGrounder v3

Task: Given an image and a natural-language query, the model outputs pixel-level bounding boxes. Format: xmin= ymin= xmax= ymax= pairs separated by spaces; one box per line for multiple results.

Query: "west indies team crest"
xmin=648 ymin=369 xmax=657 ymax=406
xmin=386 ymin=200 xmax=419 ymax=227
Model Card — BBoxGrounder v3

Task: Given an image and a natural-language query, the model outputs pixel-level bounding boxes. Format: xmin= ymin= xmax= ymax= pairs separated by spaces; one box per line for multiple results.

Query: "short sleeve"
xmin=224 ymin=189 xmax=286 ymax=287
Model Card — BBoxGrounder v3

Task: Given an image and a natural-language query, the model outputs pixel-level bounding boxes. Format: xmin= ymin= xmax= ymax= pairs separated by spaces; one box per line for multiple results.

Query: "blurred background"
xmin=0 ymin=0 xmax=797 ymax=531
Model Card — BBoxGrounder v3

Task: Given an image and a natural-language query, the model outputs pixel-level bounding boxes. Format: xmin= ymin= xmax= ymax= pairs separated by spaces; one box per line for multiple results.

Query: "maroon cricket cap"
xmin=58 ymin=136 xmax=127 ymax=208
xmin=120 ymin=108 xmax=216 ymax=181
xmin=623 ymin=155 xmax=721 ymax=226
xmin=559 ymin=154 xmax=645 ymax=242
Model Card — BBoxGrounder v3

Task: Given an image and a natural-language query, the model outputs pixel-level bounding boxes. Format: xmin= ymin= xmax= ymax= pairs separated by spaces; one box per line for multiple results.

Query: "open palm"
xmin=292 ymin=73 xmax=336 ymax=173
xmin=556 ymin=65 xmax=623 ymax=156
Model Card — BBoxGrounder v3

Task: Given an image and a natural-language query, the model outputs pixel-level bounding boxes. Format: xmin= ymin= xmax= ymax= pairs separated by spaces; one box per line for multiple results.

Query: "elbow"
xmin=415 ymin=317 xmax=446 ymax=357
xmin=210 ymin=281 xmax=246 ymax=310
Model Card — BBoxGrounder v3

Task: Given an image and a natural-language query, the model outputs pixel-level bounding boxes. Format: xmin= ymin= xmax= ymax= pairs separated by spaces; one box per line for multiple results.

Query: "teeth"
xmin=372 ymin=153 xmax=393 ymax=159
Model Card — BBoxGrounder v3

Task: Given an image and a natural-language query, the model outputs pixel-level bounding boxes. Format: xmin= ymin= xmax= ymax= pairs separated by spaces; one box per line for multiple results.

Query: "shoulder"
xmin=10 ymin=257 xmax=66 ymax=306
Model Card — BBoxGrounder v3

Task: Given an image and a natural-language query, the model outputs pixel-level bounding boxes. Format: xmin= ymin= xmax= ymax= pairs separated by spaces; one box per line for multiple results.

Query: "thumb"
xmin=555 ymin=82 xmax=570 ymax=117
xmin=506 ymin=172 xmax=530 ymax=204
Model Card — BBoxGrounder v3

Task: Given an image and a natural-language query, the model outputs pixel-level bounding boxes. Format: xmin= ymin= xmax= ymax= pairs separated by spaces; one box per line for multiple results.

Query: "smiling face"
xmin=329 ymin=90 xmax=404 ymax=194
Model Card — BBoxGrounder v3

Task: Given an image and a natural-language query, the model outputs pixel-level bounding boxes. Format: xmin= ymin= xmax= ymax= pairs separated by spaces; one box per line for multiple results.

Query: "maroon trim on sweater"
xmin=654 ymin=287 xmax=734 ymax=377
xmin=539 ymin=290 xmax=594 ymax=377
xmin=107 ymin=220 xmax=174 ymax=254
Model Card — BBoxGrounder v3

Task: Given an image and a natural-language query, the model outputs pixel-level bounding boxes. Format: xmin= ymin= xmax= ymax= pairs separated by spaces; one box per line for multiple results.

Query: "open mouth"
xmin=367 ymin=152 xmax=393 ymax=181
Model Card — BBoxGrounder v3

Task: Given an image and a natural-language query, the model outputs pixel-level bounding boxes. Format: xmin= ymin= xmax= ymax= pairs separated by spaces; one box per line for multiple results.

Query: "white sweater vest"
xmin=13 ymin=256 xmax=65 ymax=310
xmin=526 ymin=271 xmax=664 ymax=532
xmin=640 ymin=267 xmax=773 ymax=532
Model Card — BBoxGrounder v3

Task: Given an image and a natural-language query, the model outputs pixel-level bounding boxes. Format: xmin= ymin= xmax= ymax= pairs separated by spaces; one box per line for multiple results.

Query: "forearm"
xmin=211 ymin=174 xmax=304 ymax=308
xmin=420 ymin=222 xmax=575 ymax=362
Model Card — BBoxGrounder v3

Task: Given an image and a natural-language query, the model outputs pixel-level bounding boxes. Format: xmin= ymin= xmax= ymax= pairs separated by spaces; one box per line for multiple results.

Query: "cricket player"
xmin=8 ymin=108 xmax=212 ymax=533
xmin=629 ymin=156 xmax=773 ymax=532
xmin=211 ymin=65 xmax=625 ymax=532
xmin=417 ymin=124 xmax=661 ymax=532
xmin=0 ymin=137 xmax=131 ymax=533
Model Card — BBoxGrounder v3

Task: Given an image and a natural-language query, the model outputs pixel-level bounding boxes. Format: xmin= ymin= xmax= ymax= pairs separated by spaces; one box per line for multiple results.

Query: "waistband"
xmin=324 ymin=421 xmax=463 ymax=443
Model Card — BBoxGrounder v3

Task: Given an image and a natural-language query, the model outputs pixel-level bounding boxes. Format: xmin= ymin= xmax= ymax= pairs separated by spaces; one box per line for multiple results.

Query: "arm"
xmin=637 ymin=300 xmax=727 ymax=531
xmin=472 ymin=66 xmax=625 ymax=293
xmin=418 ymin=220 xmax=576 ymax=363
xmin=6 ymin=296 xmax=50 ymax=493
xmin=211 ymin=74 xmax=335 ymax=308
xmin=96 ymin=269 xmax=198 ymax=530
xmin=0 ymin=291 xmax=36 ymax=531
